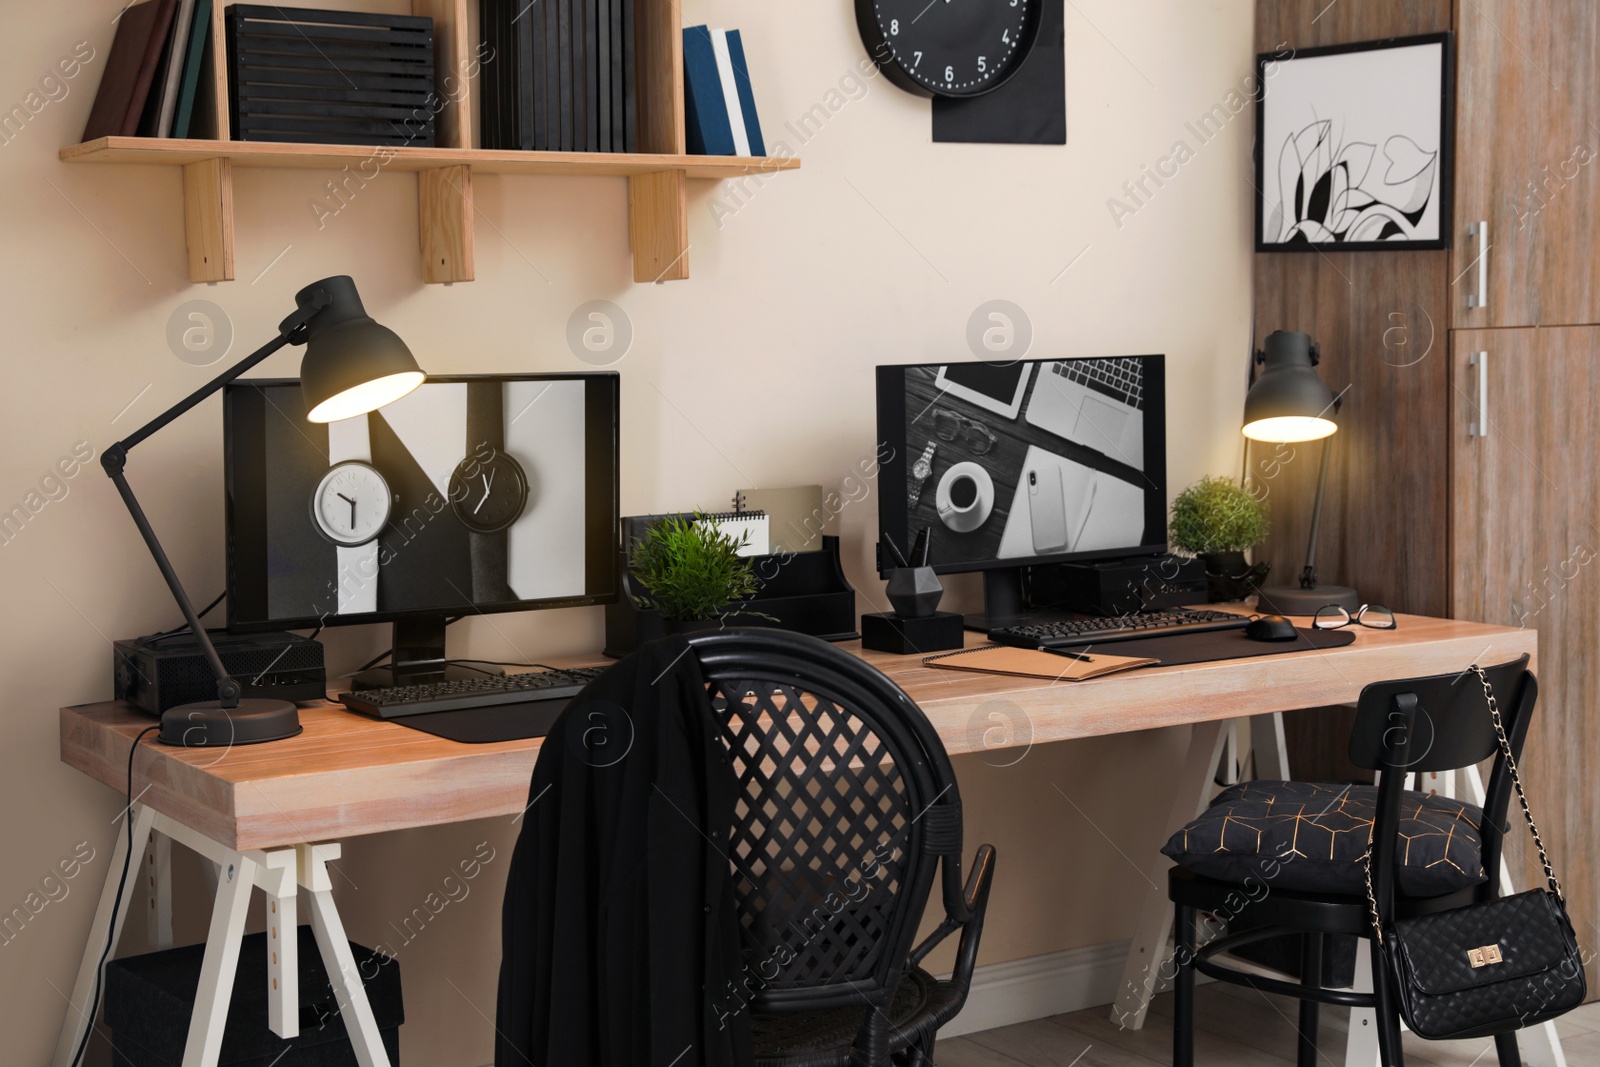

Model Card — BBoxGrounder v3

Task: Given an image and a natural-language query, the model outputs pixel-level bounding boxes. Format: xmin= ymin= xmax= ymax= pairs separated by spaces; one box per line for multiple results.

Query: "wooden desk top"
xmin=60 ymin=615 xmax=1535 ymax=850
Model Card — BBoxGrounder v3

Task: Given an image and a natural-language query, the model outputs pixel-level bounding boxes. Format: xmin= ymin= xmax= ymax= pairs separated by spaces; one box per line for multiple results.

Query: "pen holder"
xmin=885 ymin=566 xmax=943 ymax=618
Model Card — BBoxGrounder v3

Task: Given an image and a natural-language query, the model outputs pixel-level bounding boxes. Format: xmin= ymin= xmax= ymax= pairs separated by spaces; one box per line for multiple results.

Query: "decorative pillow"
xmin=1162 ymin=780 xmax=1487 ymax=898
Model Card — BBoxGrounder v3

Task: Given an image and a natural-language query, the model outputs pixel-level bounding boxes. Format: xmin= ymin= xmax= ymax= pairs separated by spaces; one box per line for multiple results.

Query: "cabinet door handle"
xmin=1467 ymin=220 xmax=1489 ymax=308
xmin=1469 ymin=350 xmax=1489 ymax=436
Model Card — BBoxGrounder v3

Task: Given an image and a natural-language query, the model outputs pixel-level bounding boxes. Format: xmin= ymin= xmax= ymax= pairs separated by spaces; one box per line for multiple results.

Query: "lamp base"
xmin=158 ymin=698 xmax=303 ymax=748
xmin=1256 ymin=584 xmax=1361 ymax=617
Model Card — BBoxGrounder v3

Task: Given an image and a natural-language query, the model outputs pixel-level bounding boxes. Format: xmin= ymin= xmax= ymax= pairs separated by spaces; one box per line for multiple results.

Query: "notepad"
xmin=923 ymin=645 xmax=1157 ymax=682
xmin=697 ymin=510 xmax=769 ymax=556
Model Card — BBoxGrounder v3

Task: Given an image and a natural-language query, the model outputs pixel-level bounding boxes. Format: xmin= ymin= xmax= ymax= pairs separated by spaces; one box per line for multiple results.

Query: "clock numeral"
xmin=1002 ymin=28 xmax=1011 ymax=44
xmin=913 ymin=50 xmax=923 ymax=67
xmin=945 ymin=65 xmax=954 ymax=82
xmin=1010 ymin=0 xmax=1019 ymax=6
xmin=978 ymin=55 xmax=987 ymax=72
xmin=889 ymin=18 xmax=899 ymax=34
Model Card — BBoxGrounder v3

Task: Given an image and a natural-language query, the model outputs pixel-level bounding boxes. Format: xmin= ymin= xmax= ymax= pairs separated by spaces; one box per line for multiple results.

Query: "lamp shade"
xmin=1242 ymin=330 xmax=1338 ymax=443
xmin=293 ymin=276 xmax=425 ymax=423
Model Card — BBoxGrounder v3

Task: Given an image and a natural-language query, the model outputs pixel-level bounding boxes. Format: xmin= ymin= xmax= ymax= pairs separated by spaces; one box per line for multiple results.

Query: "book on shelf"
xmin=722 ymin=30 xmax=765 ymax=156
xmin=154 ymin=0 xmax=197 ymax=136
xmin=683 ymin=25 xmax=766 ymax=157
xmin=82 ymin=0 xmax=179 ymax=141
xmin=170 ymin=0 xmax=212 ymax=138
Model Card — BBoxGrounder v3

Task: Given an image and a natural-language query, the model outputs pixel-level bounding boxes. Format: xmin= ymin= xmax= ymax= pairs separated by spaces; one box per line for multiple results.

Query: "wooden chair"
xmin=1168 ymin=655 xmax=1536 ymax=1067
xmin=688 ymin=628 xmax=996 ymax=1067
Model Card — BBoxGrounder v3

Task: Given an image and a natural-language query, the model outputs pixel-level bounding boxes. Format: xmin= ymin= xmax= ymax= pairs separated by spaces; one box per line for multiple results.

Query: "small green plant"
xmin=629 ymin=512 xmax=766 ymax=622
xmin=1169 ymin=476 xmax=1270 ymax=555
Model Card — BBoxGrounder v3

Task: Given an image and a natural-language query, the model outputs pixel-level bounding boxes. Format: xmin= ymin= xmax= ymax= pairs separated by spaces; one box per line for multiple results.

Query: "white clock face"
xmin=311 ymin=461 xmax=392 ymax=546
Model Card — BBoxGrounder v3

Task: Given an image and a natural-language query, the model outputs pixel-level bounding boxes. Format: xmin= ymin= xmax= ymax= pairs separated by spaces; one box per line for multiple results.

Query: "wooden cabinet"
xmin=1255 ymin=3 xmax=1600 ymax=986
xmin=1450 ymin=326 xmax=1600 ymax=965
xmin=1452 ymin=0 xmax=1600 ymax=327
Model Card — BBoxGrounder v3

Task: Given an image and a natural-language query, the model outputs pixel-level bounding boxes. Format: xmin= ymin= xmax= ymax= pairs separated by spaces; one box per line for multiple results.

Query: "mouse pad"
xmin=1088 ymin=625 xmax=1356 ymax=667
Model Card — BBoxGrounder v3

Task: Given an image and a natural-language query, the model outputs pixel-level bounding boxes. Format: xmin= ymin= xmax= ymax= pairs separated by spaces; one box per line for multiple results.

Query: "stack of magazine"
xmin=479 ymin=0 xmax=636 ymax=152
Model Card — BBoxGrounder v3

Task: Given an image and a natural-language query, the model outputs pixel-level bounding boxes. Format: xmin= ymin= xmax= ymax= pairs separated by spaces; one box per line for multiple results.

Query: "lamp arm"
xmin=100 ymin=319 xmax=314 ymax=710
xmin=1300 ymin=434 xmax=1333 ymax=590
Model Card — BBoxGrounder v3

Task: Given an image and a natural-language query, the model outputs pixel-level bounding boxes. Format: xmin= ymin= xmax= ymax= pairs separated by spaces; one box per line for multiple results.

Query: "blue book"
xmin=723 ymin=29 xmax=764 ymax=156
xmin=171 ymin=0 xmax=212 ymax=138
xmin=682 ymin=25 xmax=734 ymax=155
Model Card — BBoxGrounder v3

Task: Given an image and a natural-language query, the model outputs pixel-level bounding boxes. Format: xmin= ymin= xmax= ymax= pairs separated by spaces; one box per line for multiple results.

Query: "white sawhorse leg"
xmin=1110 ymin=713 xmax=1291 ymax=1029
xmin=51 ymin=805 xmax=301 ymax=1067
xmin=1112 ymin=717 xmax=1234 ymax=1028
xmin=51 ymin=806 xmax=158 ymax=1067
xmin=300 ymin=842 xmax=391 ymax=1067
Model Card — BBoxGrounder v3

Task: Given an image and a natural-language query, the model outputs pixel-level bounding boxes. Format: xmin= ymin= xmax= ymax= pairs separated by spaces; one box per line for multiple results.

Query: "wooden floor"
xmin=938 ymin=985 xmax=1600 ymax=1066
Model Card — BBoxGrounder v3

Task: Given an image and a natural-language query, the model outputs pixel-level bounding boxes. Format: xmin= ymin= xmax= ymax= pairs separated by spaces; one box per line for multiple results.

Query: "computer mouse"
xmin=1244 ymin=614 xmax=1300 ymax=642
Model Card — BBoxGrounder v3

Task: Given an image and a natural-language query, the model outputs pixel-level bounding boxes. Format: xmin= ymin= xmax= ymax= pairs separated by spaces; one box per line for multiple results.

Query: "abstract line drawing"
xmin=1266 ymin=121 xmax=1439 ymax=245
xmin=1255 ymin=34 xmax=1451 ymax=252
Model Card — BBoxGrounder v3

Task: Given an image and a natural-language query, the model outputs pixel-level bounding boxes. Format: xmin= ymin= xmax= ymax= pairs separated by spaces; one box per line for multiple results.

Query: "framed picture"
xmin=1255 ymin=33 xmax=1453 ymax=252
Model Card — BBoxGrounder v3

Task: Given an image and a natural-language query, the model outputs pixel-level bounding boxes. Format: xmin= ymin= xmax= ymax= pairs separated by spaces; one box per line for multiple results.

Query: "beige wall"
xmin=0 ymin=1 xmax=1254 ymax=1062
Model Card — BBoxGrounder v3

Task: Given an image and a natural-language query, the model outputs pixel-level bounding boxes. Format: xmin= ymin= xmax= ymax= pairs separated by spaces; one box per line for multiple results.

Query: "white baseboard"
xmin=937 ymin=940 xmax=1131 ymax=1038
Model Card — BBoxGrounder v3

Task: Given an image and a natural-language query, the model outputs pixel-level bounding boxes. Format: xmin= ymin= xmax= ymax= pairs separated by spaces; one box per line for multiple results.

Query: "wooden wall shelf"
xmin=59 ymin=0 xmax=798 ymax=284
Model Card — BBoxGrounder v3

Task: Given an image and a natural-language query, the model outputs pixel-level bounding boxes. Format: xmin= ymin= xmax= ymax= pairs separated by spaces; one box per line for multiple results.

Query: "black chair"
xmin=1167 ymin=656 xmax=1537 ymax=1067
xmin=687 ymin=629 xmax=997 ymax=1067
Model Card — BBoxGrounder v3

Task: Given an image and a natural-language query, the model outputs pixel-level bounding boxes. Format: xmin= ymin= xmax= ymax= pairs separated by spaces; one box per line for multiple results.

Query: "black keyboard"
xmin=338 ymin=667 xmax=606 ymax=719
xmin=989 ymin=609 xmax=1248 ymax=649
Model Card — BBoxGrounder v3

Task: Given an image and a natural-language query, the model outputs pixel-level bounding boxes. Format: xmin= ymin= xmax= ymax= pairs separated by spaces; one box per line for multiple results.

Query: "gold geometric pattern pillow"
xmin=1161 ymin=780 xmax=1486 ymax=897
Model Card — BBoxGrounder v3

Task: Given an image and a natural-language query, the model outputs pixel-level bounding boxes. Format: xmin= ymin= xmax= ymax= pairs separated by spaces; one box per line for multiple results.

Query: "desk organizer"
xmin=105 ymin=926 xmax=403 ymax=1066
xmin=604 ymin=526 xmax=859 ymax=657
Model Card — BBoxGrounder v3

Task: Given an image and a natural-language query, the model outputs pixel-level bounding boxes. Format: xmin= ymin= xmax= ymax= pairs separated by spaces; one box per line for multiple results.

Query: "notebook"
xmin=923 ymin=644 xmax=1157 ymax=682
xmin=697 ymin=510 xmax=769 ymax=556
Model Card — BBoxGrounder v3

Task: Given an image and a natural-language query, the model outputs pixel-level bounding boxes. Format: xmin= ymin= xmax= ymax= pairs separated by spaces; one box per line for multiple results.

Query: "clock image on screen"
xmin=856 ymin=0 xmax=1042 ymax=98
xmin=310 ymin=461 xmax=393 ymax=546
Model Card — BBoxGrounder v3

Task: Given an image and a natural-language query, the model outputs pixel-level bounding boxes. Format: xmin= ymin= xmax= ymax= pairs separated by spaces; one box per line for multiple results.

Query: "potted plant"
xmin=1169 ymin=476 xmax=1271 ymax=602
xmin=628 ymin=512 xmax=769 ymax=633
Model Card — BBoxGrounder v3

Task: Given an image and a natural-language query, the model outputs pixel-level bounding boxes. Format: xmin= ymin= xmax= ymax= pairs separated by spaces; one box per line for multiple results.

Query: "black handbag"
xmin=1363 ymin=665 xmax=1586 ymax=1041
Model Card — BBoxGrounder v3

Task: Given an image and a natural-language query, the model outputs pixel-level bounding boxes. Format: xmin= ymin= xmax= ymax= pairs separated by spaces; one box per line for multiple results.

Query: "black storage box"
xmin=227 ymin=5 xmax=436 ymax=146
xmin=1028 ymin=554 xmax=1208 ymax=617
xmin=106 ymin=927 xmax=403 ymax=1066
xmin=860 ymin=611 xmax=966 ymax=655
xmin=114 ymin=630 xmax=326 ymax=714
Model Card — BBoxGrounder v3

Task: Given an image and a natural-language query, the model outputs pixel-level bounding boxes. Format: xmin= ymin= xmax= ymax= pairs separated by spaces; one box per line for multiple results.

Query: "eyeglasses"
xmin=1312 ymin=604 xmax=1397 ymax=631
xmin=932 ymin=409 xmax=998 ymax=455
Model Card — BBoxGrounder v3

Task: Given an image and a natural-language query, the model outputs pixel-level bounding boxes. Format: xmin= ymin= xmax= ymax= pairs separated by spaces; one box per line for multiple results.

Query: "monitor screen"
xmin=225 ymin=373 xmax=620 ymax=631
xmin=876 ymin=356 xmax=1167 ymax=574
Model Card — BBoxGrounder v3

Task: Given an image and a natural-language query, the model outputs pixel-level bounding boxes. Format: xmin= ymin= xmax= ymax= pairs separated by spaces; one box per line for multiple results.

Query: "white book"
xmin=157 ymin=0 xmax=198 ymax=136
xmin=710 ymin=29 xmax=751 ymax=156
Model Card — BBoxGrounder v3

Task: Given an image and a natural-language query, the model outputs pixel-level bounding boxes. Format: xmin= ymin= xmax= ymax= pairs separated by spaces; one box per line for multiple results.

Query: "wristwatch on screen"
xmin=908 ymin=440 xmax=937 ymax=508
xmin=310 ymin=414 xmax=386 ymax=615
xmin=449 ymin=381 xmax=528 ymax=603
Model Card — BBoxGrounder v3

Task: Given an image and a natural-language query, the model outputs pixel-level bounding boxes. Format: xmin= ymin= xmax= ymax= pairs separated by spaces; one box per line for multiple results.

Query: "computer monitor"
xmin=225 ymin=372 xmax=620 ymax=686
xmin=876 ymin=356 xmax=1168 ymax=627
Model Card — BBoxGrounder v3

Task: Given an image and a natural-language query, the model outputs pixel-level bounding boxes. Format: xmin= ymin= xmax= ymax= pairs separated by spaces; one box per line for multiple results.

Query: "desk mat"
xmin=1096 ymin=625 xmax=1356 ymax=666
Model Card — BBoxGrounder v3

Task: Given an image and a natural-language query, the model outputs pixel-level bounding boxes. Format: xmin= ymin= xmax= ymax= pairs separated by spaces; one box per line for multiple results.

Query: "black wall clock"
xmin=857 ymin=0 xmax=1042 ymax=98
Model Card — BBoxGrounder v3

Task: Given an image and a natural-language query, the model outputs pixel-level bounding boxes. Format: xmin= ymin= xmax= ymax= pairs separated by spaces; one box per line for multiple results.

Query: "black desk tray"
xmin=604 ymin=534 xmax=859 ymax=657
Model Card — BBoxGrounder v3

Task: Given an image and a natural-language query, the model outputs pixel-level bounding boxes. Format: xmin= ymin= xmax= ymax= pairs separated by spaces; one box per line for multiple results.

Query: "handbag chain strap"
xmin=1363 ymin=665 xmax=1563 ymax=944
xmin=1471 ymin=664 xmax=1563 ymax=902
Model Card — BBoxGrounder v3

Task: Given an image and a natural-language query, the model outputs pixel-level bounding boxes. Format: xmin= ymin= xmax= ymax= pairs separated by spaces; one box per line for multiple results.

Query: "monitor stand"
xmin=349 ymin=616 xmax=506 ymax=690
xmin=962 ymin=567 xmax=1078 ymax=632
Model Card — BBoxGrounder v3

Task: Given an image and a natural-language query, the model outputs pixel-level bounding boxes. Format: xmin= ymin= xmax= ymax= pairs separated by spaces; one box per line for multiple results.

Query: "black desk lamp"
xmin=1242 ymin=330 xmax=1360 ymax=616
xmin=103 ymin=276 xmax=425 ymax=747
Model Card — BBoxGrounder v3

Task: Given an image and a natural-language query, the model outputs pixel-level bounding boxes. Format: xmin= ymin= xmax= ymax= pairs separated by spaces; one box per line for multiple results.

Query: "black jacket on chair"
xmin=495 ymin=636 xmax=754 ymax=1067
